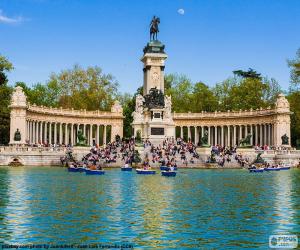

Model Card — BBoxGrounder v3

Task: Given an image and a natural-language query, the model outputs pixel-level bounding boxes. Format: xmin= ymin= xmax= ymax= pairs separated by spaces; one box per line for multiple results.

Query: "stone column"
xmin=187 ymin=126 xmax=191 ymax=141
xmin=221 ymin=126 xmax=224 ymax=146
xmin=250 ymin=125 xmax=253 ymax=145
xmin=44 ymin=122 xmax=47 ymax=144
xmin=48 ymin=123 xmax=52 ymax=144
xmin=228 ymin=126 xmax=231 ymax=147
xmin=214 ymin=126 xmax=217 ymax=146
xmin=260 ymin=124 xmax=263 ymax=146
xmin=103 ymin=125 xmax=107 ymax=145
xmin=96 ymin=124 xmax=100 ymax=145
xmin=71 ymin=124 xmax=74 ymax=146
xmin=233 ymin=125 xmax=236 ymax=146
xmin=245 ymin=125 xmax=248 ymax=137
xmin=83 ymin=124 xmax=86 ymax=138
xmin=264 ymin=124 xmax=267 ymax=145
xmin=89 ymin=124 xmax=93 ymax=146
xmin=26 ymin=121 xmax=29 ymax=142
xmin=53 ymin=123 xmax=57 ymax=145
xmin=239 ymin=125 xmax=242 ymax=141
xmin=33 ymin=121 xmax=36 ymax=144
xmin=180 ymin=126 xmax=183 ymax=139
xmin=195 ymin=126 xmax=198 ymax=145
xmin=59 ymin=123 xmax=62 ymax=145
xmin=39 ymin=122 xmax=43 ymax=144
xmin=200 ymin=126 xmax=203 ymax=139
xmin=65 ymin=124 xmax=68 ymax=145
xmin=208 ymin=126 xmax=211 ymax=145
xmin=255 ymin=125 xmax=258 ymax=146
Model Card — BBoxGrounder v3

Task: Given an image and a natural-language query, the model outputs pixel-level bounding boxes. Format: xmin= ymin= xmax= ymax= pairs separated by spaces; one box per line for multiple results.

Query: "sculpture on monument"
xmin=164 ymin=95 xmax=172 ymax=120
xmin=200 ymin=130 xmax=210 ymax=147
xmin=239 ymin=134 xmax=252 ymax=148
xmin=150 ymin=16 xmax=160 ymax=41
xmin=14 ymin=129 xmax=21 ymax=141
xmin=76 ymin=129 xmax=87 ymax=146
xmin=281 ymin=134 xmax=289 ymax=145
xmin=133 ymin=94 xmax=145 ymax=121
xmin=144 ymin=87 xmax=165 ymax=109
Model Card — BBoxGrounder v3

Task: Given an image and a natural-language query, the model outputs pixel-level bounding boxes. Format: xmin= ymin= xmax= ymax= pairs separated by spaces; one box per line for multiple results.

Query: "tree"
xmin=191 ymin=82 xmax=218 ymax=112
xmin=0 ymin=55 xmax=13 ymax=145
xmin=164 ymin=74 xmax=193 ymax=112
xmin=288 ymin=48 xmax=300 ymax=89
xmin=27 ymin=65 xmax=120 ymax=110
xmin=120 ymin=87 xmax=143 ymax=139
xmin=287 ymin=92 xmax=300 ymax=148
xmin=0 ymin=55 xmax=13 ymax=86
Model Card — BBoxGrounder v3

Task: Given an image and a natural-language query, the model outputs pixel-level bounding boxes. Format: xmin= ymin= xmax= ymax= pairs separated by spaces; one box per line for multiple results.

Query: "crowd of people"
xmin=62 ymin=136 xmax=290 ymax=169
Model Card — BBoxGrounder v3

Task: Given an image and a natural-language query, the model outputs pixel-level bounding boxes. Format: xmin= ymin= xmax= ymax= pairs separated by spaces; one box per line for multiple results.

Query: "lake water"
xmin=0 ymin=167 xmax=299 ymax=249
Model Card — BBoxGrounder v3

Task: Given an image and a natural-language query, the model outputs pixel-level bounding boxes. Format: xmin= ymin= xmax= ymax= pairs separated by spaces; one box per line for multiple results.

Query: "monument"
xmin=132 ymin=16 xmax=175 ymax=144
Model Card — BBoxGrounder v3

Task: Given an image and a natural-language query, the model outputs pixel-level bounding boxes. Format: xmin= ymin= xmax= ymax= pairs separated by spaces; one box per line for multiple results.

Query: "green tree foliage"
xmin=288 ymin=48 xmax=300 ymax=89
xmin=164 ymin=74 xmax=193 ymax=112
xmin=120 ymin=87 xmax=143 ymax=139
xmin=288 ymin=48 xmax=300 ymax=147
xmin=27 ymin=65 xmax=119 ymax=110
xmin=191 ymin=82 xmax=218 ymax=112
xmin=0 ymin=55 xmax=13 ymax=145
xmin=213 ymin=77 xmax=281 ymax=111
xmin=287 ymin=92 xmax=300 ymax=147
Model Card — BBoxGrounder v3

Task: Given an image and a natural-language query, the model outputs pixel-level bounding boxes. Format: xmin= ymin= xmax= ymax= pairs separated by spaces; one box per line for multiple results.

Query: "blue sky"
xmin=1 ymin=0 xmax=299 ymax=93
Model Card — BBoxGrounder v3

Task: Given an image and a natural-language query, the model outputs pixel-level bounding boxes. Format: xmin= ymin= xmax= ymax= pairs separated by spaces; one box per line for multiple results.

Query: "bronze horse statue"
xmin=150 ymin=16 xmax=160 ymax=41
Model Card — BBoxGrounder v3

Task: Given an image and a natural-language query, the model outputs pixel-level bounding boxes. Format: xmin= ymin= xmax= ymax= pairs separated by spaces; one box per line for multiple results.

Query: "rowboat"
xmin=161 ymin=171 xmax=177 ymax=177
xmin=121 ymin=166 xmax=133 ymax=171
xmin=160 ymin=166 xmax=178 ymax=171
xmin=85 ymin=169 xmax=105 ymax=175
xmin=136 ymin=169 xmax=156 ymax=175
xmin=68 ymin=167 xmax=85 ymax=172
xmin=264 ymin=167 xmax=281 ymax=171
xmin=249 ymin=169 xmax=264 ymax=173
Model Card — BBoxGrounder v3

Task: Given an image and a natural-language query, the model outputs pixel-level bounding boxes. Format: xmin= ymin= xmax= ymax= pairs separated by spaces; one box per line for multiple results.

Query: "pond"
xmin=0 ymin=167 xmax=299 ymax=249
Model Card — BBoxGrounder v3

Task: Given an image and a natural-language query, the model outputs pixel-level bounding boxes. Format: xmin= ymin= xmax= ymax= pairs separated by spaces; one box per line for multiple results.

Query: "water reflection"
xmin=0 ymin=167 xmax=298 ymax=249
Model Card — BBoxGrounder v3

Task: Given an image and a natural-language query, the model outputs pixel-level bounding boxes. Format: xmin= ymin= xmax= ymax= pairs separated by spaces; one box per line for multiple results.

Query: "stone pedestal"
xmin=132 ymin=40 xmax=175 ymax=145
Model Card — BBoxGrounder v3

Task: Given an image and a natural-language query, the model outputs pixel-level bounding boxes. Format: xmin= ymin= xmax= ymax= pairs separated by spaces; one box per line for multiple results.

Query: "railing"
xmin=258 ymin=149 xmax=300 ymax=155
xmin=27 ymin=105 xmax=123 ymax=118
xmin=173 ymin=108 xmax=277 ymax=119
xmin=0 ymin=146 xmax=68 ymax=153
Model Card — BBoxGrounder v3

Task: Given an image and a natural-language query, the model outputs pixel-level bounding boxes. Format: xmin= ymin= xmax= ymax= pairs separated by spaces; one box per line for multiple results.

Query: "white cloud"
xmin=0 ymin=10 xmax=24 ymax=24
xmin=178 ymin=8 xmax=185 ymax=15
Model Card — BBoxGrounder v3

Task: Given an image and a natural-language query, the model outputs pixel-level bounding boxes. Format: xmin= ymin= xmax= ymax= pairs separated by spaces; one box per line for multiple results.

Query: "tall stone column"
xmin=180 ymin=126 xmax=183 ymax=139
xmin=65 ymin=124 xmax=68 ymax=145
xmin=221 ymin=126 xmax=224 ymax=146
xmin=71 ymin=124 xmax=74 ymax=146
xmin=96 ymin=124 xmax=100 ymax=145
xmin=83 ymin=124 xmax=86 ymax=138
xmin=194 ymin=126 xmax=198 ymax=145
xmin=26 ymin=121 xmax=29 ymax=142
xmin=208 ymin=126 xmax=211 ymax=145
xmin=39 ymin=122 xmax=43 ymax=144
xmin=214 ymin=126 xmax=217 ymax=146
xmin=255 ymin=125 xmax=258 ymax=146
xmin=245 ymin=125 xmax=248 ymax=137
xmin=59 ymin=123 xmax=62 ymax=145
xmin=103 ymin=125 xmax=107 ymax=145
xmin=44 ymin=122 xmax=47 ymax=144
xmin=49 ymin=122 xmax=53 ymax=144
xmin=200 ymin=126 xmax=203 ymax=139
xmin=250 ymin=125 xmax=253 ymax=145
xmin=233 ymin=125 xmax=236 ymax=146
xmin=239 ymin=125 xmax=242 ymax=141
xmin=228 ymin=126 xmax=231 ymax=147
xmin=54 ymin=123 xmax=57 ymax=145
xmin=264 ymin=124 xmax=267 ymax=145
xmin=89 ymin=124 xmax=93 ymax=146
xmin=33 ymin=121 xmax=36 ymax=144
xmin=260 ymin=124 xmax=263 ymax=146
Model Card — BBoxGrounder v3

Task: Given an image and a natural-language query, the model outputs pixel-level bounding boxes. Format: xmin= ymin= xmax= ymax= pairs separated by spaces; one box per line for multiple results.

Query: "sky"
xmin=0 ymin=0 xmax=300 ymax=93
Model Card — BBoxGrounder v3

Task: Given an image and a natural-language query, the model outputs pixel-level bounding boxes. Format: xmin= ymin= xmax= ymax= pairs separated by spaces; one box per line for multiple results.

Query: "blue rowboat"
xmin=68 ymin=167 xmax=82 ymax=172
xmin=161 ymin=171 xmax=177 ymax=177
xmin=279 ymin=166 xmax=291 ymax=170
xmin=264 ymin=168 xmax=281 ymax=171
xmin=160 ymin=166 xmax=178 ymax=171
xmin=85 ymin=169 xmax=105 ymax=175
xmin=121 ymin=167 xmax=132 ymax=171
xmin=136 ymin=169 xmax=156 ymax=175
xmin=249 ymin=169 xmax=264 ymax=173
